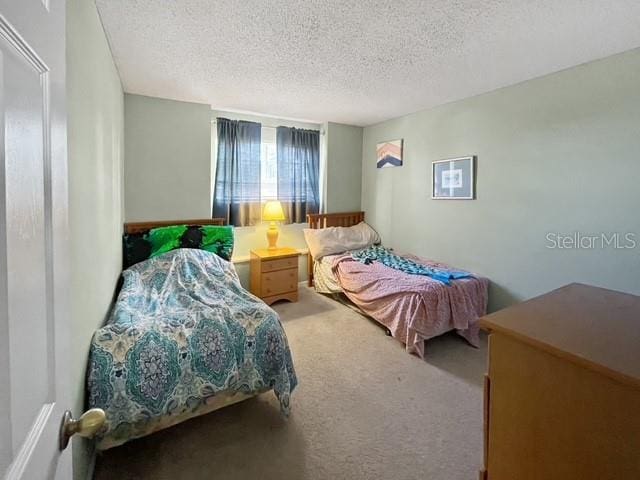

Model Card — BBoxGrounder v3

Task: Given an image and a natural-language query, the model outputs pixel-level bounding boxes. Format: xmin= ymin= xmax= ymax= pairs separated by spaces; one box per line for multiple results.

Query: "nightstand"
xmin=250 ymin=247 xmax=300 ymax=305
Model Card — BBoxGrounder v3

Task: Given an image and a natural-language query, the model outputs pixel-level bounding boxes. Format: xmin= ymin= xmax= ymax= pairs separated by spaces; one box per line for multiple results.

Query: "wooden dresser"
xmin=479 ymin=283 xmax=640 ymax=480
xmin=250 ymin=247 xmax=300 ymax=305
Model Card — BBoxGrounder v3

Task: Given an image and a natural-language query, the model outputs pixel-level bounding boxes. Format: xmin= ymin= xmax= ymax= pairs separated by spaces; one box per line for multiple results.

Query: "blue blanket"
xmin=351 ymin=245 xmax=473 ymax=285
xmin=87 ymin=248 xmax=297 ymax=448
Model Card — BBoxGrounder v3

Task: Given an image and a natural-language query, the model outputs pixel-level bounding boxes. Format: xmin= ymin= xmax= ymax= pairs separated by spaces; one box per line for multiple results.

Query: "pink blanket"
xmin=332 ymin=253 xmax=488 ymax=358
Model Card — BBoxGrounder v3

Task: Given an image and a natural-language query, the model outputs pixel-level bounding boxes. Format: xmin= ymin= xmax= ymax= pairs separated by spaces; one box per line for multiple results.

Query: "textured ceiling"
xmin=95 ymin=0 xmax=640 ymax=126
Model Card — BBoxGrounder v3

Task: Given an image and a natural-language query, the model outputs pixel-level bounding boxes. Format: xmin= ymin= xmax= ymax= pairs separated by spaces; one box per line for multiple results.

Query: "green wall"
xmin=361 ymin=48 xmax=640 ymax=311
xmin=66 ymin=0 xmax=124 ymax=478
xmin=125 ymin=104 xmax=366 ymax=287
xmin=124 ymin=94 xmax=213 ymax=221
xmin=326 ymin=122 xmax=363 ymax=212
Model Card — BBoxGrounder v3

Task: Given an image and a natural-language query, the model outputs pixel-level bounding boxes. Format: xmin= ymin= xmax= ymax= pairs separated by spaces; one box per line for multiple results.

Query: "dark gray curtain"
xmin=276 ymin=126 xmax=320 ymax=224
xmin=212 ymin=118 xmax=262 ymax=226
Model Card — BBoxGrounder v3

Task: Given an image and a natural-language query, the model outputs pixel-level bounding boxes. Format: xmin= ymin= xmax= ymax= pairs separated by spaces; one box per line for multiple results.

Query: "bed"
xmin=87 ymin=220 xmax=297 ymax=449
xmin=306 ymin=211 xmax=488 ymax=358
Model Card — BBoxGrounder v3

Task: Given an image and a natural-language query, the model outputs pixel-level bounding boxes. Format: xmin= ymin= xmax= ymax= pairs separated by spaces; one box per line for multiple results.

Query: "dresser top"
xmin=480 ymin=283 xmax=640 ymax=388
xmin=250 ymin=247 xmax=300 ymax=260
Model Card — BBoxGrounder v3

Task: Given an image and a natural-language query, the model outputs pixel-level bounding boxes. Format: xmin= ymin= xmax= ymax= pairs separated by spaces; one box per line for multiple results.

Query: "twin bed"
xmin=87 ymin=219 xmax=297 ymax=449
xmin=306 ymin=211 xmax=488 ymax=359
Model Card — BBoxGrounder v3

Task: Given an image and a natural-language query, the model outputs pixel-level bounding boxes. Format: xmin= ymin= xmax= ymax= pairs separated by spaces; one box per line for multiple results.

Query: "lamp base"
xmin=266 ymin=222 xmax=279 ymax=250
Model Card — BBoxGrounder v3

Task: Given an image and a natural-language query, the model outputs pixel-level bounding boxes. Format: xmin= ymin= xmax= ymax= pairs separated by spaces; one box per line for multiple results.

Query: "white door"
xmin=0 ymin=0 xmax=72 ymax=479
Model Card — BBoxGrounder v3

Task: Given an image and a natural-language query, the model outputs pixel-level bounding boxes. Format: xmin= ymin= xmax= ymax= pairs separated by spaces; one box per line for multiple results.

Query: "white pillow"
xmin=303 ymin=222 xmax=380 ymax=260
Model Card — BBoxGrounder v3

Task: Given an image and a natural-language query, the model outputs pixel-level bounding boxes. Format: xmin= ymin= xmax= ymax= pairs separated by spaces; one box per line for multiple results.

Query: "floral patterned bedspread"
xmin=87 ymin=248 xmax=297 ymax=449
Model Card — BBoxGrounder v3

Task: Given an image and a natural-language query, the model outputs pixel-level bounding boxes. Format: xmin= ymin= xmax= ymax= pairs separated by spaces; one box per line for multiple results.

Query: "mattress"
xmin=313 ymin=254 xmax=343 ymax=294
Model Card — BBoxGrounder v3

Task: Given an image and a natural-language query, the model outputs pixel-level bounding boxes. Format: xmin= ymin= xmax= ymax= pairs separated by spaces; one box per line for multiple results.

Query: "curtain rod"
xmin=211 ymin=120 xmax=324 ymax=135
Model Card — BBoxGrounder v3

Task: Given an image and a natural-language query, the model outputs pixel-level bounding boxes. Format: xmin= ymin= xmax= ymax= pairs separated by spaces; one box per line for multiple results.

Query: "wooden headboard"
xmin=306 ymin=211 xmax=365 ymax=286
xmin=124 ymin=218 xmax=226 ymax=235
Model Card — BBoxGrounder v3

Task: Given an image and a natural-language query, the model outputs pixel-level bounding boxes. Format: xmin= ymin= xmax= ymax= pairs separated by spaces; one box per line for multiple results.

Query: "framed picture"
xmin=376 ymin=139 xmax=403 ymax=168
xmin=432 ymin=156 xmax=475 ymax=199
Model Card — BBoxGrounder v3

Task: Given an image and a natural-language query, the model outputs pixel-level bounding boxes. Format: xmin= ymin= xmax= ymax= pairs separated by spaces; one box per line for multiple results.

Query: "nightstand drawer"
xmin=261 ymin=256 xmax=298 ymax=273
xmin=261 ymin=269 xmax=297 ymax=297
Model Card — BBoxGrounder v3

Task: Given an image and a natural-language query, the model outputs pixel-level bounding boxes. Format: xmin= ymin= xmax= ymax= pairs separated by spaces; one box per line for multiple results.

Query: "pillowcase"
xmin=303 ymin=221 xmax=380 ymax=260
xmin=123 ymin=225 xmax=234 ymax=268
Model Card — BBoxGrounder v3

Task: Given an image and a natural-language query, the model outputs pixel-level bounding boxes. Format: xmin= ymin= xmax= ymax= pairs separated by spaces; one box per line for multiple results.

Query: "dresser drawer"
xmin=261 ymin=268 xmax=297 ymax=297
xmin=261 ymin=256 xmax=298 ymax=273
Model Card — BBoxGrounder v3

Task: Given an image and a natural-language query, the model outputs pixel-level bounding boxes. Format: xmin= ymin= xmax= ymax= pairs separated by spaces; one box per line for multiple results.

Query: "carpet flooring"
xmin=94 ymin=286 xmax=487 ymax=480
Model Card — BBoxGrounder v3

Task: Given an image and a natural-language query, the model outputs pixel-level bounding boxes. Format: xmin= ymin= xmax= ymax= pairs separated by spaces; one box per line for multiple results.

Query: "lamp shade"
xmin=263 ymin=200 xmax=285 ymax=221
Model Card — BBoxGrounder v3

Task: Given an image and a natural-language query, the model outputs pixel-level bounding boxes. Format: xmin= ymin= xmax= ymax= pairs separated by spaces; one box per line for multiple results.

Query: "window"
xmin=260 ymin=127 xmax=278 ymax=201
xmin=212 ymin=118 xmax=321 ymax=226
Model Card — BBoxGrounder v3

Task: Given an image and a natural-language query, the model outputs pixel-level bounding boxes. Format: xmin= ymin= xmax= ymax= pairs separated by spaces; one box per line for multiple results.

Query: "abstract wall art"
xmin=376 ymin=139 xmax=403 ymax=168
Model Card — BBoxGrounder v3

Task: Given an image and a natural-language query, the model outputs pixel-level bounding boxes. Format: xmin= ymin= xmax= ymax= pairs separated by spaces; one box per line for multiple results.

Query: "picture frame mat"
xmin=431 ymin=155 xmax=475 ymax=200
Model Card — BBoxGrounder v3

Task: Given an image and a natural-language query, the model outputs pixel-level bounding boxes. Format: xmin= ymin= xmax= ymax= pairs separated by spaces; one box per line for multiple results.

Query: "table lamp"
xmin=263 ymin=200 xmax=285 ymax=249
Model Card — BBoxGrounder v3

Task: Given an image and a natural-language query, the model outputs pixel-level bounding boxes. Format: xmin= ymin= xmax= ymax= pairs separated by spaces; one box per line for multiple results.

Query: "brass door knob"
xmin=59 ymin=408 xmax=106 ymax=450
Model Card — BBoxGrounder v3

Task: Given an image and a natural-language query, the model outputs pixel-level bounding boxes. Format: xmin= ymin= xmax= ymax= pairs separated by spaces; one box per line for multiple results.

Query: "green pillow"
xmin=147 ymin=225 xmax=188 ymax=257
xmin=123 ymin=225 xmax=234 ymax=268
